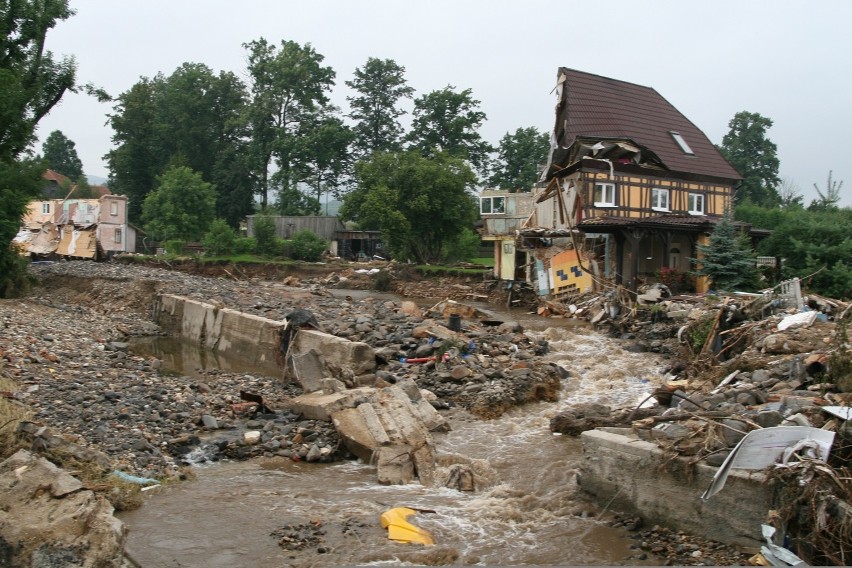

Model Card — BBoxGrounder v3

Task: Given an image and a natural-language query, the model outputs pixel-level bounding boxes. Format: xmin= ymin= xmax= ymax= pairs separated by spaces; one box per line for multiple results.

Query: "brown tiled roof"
xmin=42 ymin=169 xmax=71 ymax=184
xmin=552 ymin=68 xmax=741 ymax=181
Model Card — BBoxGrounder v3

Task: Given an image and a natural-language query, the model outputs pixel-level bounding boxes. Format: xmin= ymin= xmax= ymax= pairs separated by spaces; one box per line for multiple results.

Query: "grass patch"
xmin=415 ymin=265 xmax=490 ymax=277
xmin=468 ymin=257 xmax=495 ymax=267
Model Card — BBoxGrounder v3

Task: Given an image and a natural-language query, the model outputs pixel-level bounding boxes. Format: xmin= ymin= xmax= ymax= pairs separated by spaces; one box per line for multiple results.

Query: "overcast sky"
xmin=35 ymin=0 xmax=852 ymax=206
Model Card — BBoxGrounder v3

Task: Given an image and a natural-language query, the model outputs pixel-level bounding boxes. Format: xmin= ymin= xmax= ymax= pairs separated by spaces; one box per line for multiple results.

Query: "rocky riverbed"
xmin=2 ymin=259 xmax=848 ymax=566
xmin=1 ymin=261 xmax=561 ymax=482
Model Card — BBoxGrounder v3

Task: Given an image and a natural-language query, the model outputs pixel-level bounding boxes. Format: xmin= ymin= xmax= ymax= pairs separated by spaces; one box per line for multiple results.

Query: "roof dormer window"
xmin=669 ymin=131 xmax=694 ymax=155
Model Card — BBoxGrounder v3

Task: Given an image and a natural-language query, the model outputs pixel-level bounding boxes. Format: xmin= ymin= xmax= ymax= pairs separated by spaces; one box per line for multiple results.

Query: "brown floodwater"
xmin=121 ymin=298 xmax=665 ymax=567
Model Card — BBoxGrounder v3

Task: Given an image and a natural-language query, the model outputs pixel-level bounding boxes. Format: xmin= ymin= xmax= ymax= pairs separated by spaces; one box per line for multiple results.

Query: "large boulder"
xmin=0 ymin=450 xmax=127 ymax=567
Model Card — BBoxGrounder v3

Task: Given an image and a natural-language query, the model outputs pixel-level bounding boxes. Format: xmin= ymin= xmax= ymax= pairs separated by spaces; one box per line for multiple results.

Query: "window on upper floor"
xmin=651 ymin=188 xmax=670 ymax=211
xmin=593 ymin=182 xmax=616 ymax=207
xmin=42 ymin=203 xmax=50 ymax=214
xmin=669 ymin=131 xmax=694 ymax=155
xmin=688 ymin=193 xmax=705 ymax=215
xmin=480 ymin=196 xmax=505 ymax=214
xmin=110 ymin=201 xmax=118 ymax=216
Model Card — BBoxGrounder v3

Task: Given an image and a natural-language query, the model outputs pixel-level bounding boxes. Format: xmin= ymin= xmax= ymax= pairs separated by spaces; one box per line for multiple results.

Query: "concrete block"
xmin=579 ymin=429 xmax=771 ymax=548
xmin=290 ymin=349 xmax=326 ymax=393
xmin=292 ymin=329 xmax=375 ymax=375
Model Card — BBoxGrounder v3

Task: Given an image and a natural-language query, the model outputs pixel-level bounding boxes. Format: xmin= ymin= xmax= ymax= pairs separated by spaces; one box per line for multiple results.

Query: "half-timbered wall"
xmin=581 ymin=171 xmax=731 ymax=219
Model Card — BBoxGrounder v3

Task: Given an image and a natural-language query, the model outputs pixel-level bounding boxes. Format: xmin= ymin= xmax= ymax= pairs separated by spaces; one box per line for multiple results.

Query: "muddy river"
xmin=121 ymin=296 xmax=666 ymax=566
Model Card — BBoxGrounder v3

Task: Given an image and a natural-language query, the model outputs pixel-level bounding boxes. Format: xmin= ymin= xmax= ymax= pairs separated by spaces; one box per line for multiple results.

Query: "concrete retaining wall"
xmin=579 ymin=428 xmax=776 ymax=548
xmin=154 ymin=294 xmax=284 ymax=365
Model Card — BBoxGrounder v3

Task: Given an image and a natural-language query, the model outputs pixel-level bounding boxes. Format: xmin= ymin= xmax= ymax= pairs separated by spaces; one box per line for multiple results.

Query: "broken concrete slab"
xmin=290 ymin=329 xmax=376 ymax=376
xmin=288 ymin=387 xmax=375 ymax=421
xmin=290 ymin=348 xmax=326 ymax=393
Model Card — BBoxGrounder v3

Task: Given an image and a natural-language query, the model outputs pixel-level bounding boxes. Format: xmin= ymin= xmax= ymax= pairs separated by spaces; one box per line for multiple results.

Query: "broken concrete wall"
xmin=154 ymin=294 xmax=285 ymax=366
xmin=289 ymin=382 xmax=448 ymax=486
xmin=0 ymin=450 xmax=127 ymax=567
xmin=579 ymin=428 xmax=772 ymax=548
xmin=289 ymin=328 xmax=376 ymax=387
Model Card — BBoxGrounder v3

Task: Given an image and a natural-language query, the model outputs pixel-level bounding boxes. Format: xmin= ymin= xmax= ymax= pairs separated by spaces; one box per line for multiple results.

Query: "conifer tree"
xmin=692 ymin=211 xmax=758 ymax=291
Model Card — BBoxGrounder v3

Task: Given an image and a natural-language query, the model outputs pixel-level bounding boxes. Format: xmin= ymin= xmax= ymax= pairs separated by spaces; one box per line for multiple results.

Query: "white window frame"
xmin=651 ymin=188 xmax=670 ymax=212
xmin=110 ymin=201 xmax=118 ymax=216
xmin=480 ymin=196 xmax=505 ymax=214
xmin=593 ymin=182 xmax=616 ymax=207
xmin=688 ymin=193 xmax=705 ymax=215
xmin=114 ymin=228 xmax=122 ymax=244
xmin=41 ymin=202 xmax=51 ymax=214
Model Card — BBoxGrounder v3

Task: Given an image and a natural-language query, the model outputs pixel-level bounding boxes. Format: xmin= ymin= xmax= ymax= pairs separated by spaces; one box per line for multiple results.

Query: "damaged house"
xmin=482 ymin=68 xmax=748 ymax=297
xmin=15 ymin=194 xmax=138 ymax=259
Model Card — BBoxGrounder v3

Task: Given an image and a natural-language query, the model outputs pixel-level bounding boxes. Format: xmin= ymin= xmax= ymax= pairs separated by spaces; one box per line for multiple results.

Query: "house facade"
xmin=17 ymin=194 xmax=137 ymax=259
xmin=481 ymin=68 xmax=744 ymax=296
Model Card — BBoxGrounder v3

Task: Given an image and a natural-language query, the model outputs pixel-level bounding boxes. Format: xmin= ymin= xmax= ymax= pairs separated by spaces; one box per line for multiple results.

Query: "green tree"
xmin=299 ymin=113 xmax=353 ymax=209
xmin=252 ymin=213 xmax=278 ymax=256
xmin=41 ymin=130 xmax=83 ymax=178
xmin=0 ymin=159 xmax=43 ymax=297
xmin=340 ymin=150 xmax=478 ymax=263
xmin=0 ymin=0 xmax=76 ymax=297
xmin=71 ymin=174 xmax=97 ymax=198
xmin=406 ymin=86 xmax=492 ymax=175
xmin=276 ymin=185 xmax=321 ymax=216
xmin=718 ymin=111 xmax=781 ymax=207
xmin=692 ymin=210 xmax=758 ymax=292
xmin=141 ymin=166 xmax=216 ymax=242
xmin=202 ymin=218 xmax=236 ymax=256
xmin=489 ymin=127 xmax=550 ymax=191
xmin=243 ymin=38 xmax=335 ymax=210
xmin=808 ymin=170 xmax=843 ymax=211
xmin=346 ymin=57 xmax=414 ymax=158
xmin=0 ymin=0 xmax=76 ymax=159
xmin=107 ymin=63 xmax=252 ymax=225
xmin=744 ymin=206 xmax=852 ymax=299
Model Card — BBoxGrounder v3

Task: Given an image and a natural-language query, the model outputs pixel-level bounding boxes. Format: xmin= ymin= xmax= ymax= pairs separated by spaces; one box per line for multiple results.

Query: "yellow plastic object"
xmin=380 ymin=507 xmax=435 ymax=545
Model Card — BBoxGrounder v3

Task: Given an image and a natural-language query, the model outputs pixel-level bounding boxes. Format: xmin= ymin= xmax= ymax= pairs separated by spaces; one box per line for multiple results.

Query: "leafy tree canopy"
xmin=298 ymin=112 xmax=353 ymax=208
xmin=718 ymin=111 xmax=781 ymax=208
xmin=243 ymin=38 xmax=336 ymax=209
xmin=141 ymin=165 xmax=216 ymax=242
xmin=107 ymin=63 xmax=252 ymax=225
xmin=692 ymin=210 xmax=758 ymax=292
xmin=405 ymin=86 xmax=492 ymax=176
xmin=1 ymin=0 xmax=76 ymax=298
xmin=340 ymin=150 xmax=478 ymax=263
xmin=737 ymin=204 xmax=852 ymax=299
xmin=489 ymin=127 xmax=550 ymax=191
xmin=346 ymin=57 xmax=414 ymax=158
xmin=0 ymin=0 xmax=76 ymax=160
xmin=41 ymin=129 xmax=83 ymax=178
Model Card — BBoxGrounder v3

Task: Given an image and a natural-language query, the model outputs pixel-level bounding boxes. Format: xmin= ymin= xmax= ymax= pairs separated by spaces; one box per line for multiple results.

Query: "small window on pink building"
xmin=114 ymin=228 xmax=122 ymax=243
xmin=42 ymin=203 xmax=51 ymax=214
xmin=110 ymin=201 xmax=118 ymax=216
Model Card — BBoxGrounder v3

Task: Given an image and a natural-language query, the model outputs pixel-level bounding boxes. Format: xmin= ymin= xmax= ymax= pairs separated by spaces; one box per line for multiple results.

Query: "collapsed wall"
xmin=579 ymin=428 xmax=773 ymax=548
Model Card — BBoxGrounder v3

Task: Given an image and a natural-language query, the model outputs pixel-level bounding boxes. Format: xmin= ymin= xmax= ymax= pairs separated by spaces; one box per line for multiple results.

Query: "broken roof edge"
xmin=553 ymin=157 xmax=741 ymax=186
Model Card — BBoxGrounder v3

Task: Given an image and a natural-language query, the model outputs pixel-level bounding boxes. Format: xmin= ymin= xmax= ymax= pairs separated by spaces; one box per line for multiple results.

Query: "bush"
xmin=163 ymin=240 xmax=186 ymax=256
xmin=233 ymin=237 xmax=257 ymax=255
xmin=202 ymin=219 xmax=236 ymax=256
xmin=253 ymin=215 xmax=278 ymax=256
xmin=288 ymin=230 xmax=327 ymax=261
xmin=443 ymin=227 xmax=481 ymax=263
